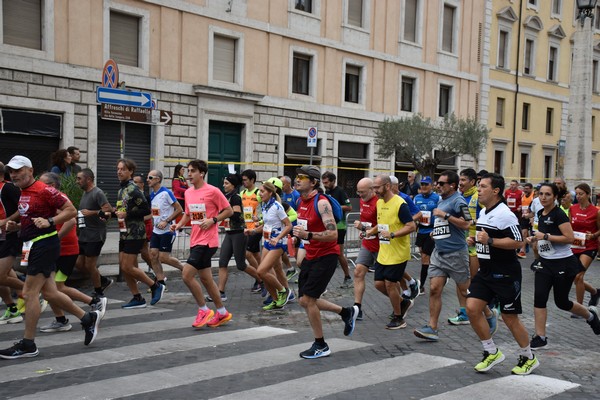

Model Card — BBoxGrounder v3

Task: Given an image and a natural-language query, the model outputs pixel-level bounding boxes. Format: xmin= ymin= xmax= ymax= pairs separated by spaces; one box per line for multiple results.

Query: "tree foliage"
xmin=375 ymin=113 xmax=489 ymax=177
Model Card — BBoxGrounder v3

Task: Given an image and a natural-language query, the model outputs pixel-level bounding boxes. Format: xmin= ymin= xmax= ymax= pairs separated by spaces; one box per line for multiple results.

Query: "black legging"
xmin=533 ymin=270 xmax=575 ymax=311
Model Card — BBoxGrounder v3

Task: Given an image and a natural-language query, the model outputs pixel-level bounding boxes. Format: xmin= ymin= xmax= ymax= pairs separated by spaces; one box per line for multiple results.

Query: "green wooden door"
xmin=208 ymin=121 xmax=242 ymax=188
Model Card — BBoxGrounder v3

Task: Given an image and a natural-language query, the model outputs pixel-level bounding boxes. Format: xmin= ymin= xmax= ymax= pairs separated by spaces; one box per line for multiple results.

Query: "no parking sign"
xmin=307 ymin=127 xmax=318 ymax=148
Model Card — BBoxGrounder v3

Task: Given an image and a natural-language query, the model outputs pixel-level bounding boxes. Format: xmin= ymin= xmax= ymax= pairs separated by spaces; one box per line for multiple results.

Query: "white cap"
xmin=389 ymin=175 xmax=399 ymax=185
xmin=6 ymin=155 xmax=32 ymax=170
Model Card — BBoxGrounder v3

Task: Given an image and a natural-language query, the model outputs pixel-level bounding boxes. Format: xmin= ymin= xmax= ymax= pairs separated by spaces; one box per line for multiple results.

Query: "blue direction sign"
xmin=97 ymin=87 xmax=152 ymax=108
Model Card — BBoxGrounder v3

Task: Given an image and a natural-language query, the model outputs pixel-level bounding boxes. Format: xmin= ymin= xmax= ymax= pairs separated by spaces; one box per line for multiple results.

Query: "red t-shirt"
xmin=359 ymin=195 xmax=379 ymax=253
xmin=18 ymin=180 xmax=67 ymax=241
xmin=504 ymin=189 xmax=523 ymax=213
xmin=185 ymin=183 xmax=230 ymax=248
xmin=570 ymin=203 xmax=599 ymax=253
xmin=296 ymin=192 xmax=340 ymax=260
xmin=57 ymin=221 xmax=79 ymax=256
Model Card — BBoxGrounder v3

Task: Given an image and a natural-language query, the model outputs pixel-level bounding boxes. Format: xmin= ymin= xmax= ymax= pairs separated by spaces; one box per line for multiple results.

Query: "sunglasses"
xmin=146 ymin=176 xmax=156 ymax=180
xmin=436 ymin=181 xmax=449 ymax=186
xmin=296 ymin=174 xmax=310 ymax=181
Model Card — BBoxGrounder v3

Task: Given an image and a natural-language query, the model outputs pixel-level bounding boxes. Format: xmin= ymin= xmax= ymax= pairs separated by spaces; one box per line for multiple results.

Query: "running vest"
xmin=241 ymin=188 xmax=261 ymax=229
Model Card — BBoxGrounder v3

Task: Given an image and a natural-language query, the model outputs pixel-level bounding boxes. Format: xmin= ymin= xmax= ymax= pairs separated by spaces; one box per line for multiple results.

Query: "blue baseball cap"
xmin=420 ymin=176 xmax=432 ymax=185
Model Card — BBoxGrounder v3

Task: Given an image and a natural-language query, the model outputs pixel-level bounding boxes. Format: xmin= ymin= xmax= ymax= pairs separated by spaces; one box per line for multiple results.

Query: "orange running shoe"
xmin=207 ymin=311 xmax=232 ymax=328
xmin=192 ymin=308 xmax=214 ymax=329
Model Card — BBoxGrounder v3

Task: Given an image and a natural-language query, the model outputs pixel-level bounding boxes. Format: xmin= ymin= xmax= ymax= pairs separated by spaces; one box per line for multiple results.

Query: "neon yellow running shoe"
xmin=511 ymin=355 xmax=540 ymax=375
xmin=474 ymin=349 xmax=505 ymax=372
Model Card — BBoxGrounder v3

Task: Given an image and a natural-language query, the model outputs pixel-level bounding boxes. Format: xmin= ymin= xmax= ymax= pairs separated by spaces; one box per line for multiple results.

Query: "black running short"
xmin=298 ymin=253 xmax=337 ymax=299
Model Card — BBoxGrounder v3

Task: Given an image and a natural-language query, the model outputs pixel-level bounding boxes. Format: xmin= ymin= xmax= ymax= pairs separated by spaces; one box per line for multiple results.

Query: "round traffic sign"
xmin=102 ymin=59 xmax=119 ymax=88
xmin=308 ymin=127 xmax=317 ymax=138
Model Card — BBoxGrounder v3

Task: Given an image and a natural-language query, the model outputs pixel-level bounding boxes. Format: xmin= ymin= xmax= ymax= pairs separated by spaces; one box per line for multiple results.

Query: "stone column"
xmin=565 ymin=15 xmax=594 ymax=189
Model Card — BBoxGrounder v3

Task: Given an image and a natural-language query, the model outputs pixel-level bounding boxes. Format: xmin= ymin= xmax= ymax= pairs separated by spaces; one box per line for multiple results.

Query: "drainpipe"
xmin=511 ymin=0 xmax=524 ymax=167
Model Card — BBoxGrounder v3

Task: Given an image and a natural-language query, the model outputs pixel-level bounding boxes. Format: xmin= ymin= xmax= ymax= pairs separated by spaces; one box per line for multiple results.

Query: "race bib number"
xmin=243 ymin=206 xmax=254 ymax=223
xmin=538 ymin=239 xmax=555 ymax=257
xmin=432 ymin=218 xmax=451 ymax=240
xmin=297 ymin=219 xmax=309 ymax=245
xmin=118 ymin=218 xmax=126 ymax=233
xmin=476 ymin=241 xmax=490 ymax=260
xmin=521 ymin=206 xmax=529 ymax=215
xmin=420 ymin=211 xmax=432 ymax=226
xmin=361 ymin=222 xmax=375 ymax=240
xmin=572 ymin=231 xmax=586 ymax=250
xmin=220 ymin=218 xmax=231 ymax=231
xmin=189 ymin=204 xmax=206 ymax=225
xmin=507 ymin=197 xmax=516 ymax=208
xmin=77 ymin=211 xmax=86 ymax=229
xmin=263 ymin=224 xmax=273 ymax=241
xmin=378 ymin=224 xmax=390 ymax=245
xmin=151 ymin=207 xmax=160 ymax=217
xmin=21 ymin=240 xmax=33 ymax=267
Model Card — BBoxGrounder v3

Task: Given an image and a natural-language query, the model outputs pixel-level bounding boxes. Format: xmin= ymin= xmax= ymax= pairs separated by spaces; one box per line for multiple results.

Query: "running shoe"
xmin=275 ymin=289 xmax=289 ymax=307
xmin=487 ymin=307 xmax=499 ymax=337
xmin=299 ymin=341 xmax=331 ymax=359
xmin=263 ymin=295 xmax=273 ymax=305
xmin=409 ymin=279 xmax=421 ymax=300
xmin=588 ymin=306 xmax=600 ymax=335
xmin=400 ymin=298 xmax=414 ymax=320
xmin=150 ymin=283 xmax=166 ymax=305
xmin=340 ymin=277 xmax=354 ymax=289
xmin=517 ymin=251 xmax=527 ymax=259
xmin=100 ymin=276 xmax=114 ymax=293
xmin=192 ymin=308 xmax=214 ymax=328
xmin=82 ymin=311 xmax=101 ymax=346
xmin=251 ymin=281 xmax=262 ymax=293
xmin=414 ymin=325 xmax=439 ymax=341
xmin=287 ymin=289 xmax=296 ymax=303
xmin=511 ymin=355 xmax=540 ymax=375
xmin=40 ymin=319 xmax=72 ymax=333
xmin=121 ymin=297 xmax=147 ymax=309
xmin=386 ymin=316 xmax=407 ymax=330
xmin=0 ymin=340 xmax=39 ymax=359
xmin=286 ymin=268 xmax=298 ymax=281
xmin=0 ymin=309 xmax=23 ymax=325
xmin=342 ymin=305 xmax=359 ymax=336
xmin=262 ymin=301 xmax=284 ymax=311
xmin=530 ymin=335 xmax=548 ymax=350
xmin=205 ymin=292 xmax=228 ymax=302
xmin=16 ymin=297 xmax=48 ymax=315
xmin=419 ymin=286 xmax=425 ymax=295
xmin=260 ymin=284 xmax=268 ymax=298
xmin=356 ymin=308 xmax=363 ymax=321
xmin=448 ymin=311 xmax=469 ymax=325
xmin=90 ymin=296 xmax=108 ymax=320
xmin=207 ymin=310 xmax=232 ymax=328
xmin=530 ymin=259 xmax=542 ymax=272
xmin=474 ymin=349 xmax=505 ymax=372
xmin=589 ymin=289 xmax=600 ymax=307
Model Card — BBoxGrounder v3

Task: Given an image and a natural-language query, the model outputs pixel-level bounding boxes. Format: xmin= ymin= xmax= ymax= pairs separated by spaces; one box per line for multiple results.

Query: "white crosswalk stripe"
xmin=0 ymin=301 xmax=585 ymax=400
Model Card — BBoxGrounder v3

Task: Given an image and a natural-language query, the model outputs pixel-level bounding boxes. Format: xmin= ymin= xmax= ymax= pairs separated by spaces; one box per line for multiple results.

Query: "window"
xmin=544 ymin=155 xmax=552 ymax=181
xmin=338 ymin=141 xmax=369 ymax=199
xmin=528 ymin=0 xmax=537 ymax=6
xmin=347 ymin=0 xmax=363 ymax=28
xmin=403 ymin=0 xmax=418 ymax=43
xmin=524 ymin=39 xmax=534 ymax=75
xmin=283 ymin=136 xmax=321 ymax=178
xmin=551 ymin=0 xmax=561 ymax=16
xmin=110 ymin=11 xmax=140 ymax=67
xmin=344 ymin=65 xmax=360 ymax=103
xmin=596 ymin=6 xmax=600 ymax=30
xmin=593 ymin=115 xmax=596 ymax=142
xmin=295 ymin=0 xmax=312 ymax=12
xmin=401 ymin=77 xmax=415 ymax=112
xmin=442 ymin=4 xmax=455 ymax=53
xmin=213 ymin=35 xmax=236 ymax=83
xmin=292 ymin=53 xmax=311 ymax=95
xmin=496 ymin=98 xmax=505 ymax=127
xmin=546 ymin=108 xmax=554 ymax=134
xmin=439 ymin=84 xmax=452 ymax=117
xmin=522 ymin=103 xmax=530 ymax=130
xmin=2 ymin=0 xmax=42 ymax=50
xmin=520 ymin=153 xmax=529 ymax=181
xmin=498 ymin=30 xmax=509 ymax=68
xmin=548 ymin=46 xmax=558 ymax=81
xmin=494 ymin=150 xmax=503 ymax=174
xmin=594 ymin=60 xmax=599 ymax=93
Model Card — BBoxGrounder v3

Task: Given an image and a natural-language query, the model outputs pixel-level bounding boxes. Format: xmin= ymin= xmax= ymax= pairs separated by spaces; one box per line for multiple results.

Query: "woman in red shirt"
xmin=571 ymin=183 xmax=600 ymax=308
xmin=171 ymin=164 xmax=188 ymax=209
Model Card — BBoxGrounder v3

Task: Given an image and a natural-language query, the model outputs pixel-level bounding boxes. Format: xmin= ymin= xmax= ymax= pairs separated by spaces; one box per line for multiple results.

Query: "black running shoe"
xmin=100 ymin=277 xmax=114 ymax=293
xmin=82 ymin=311 xmax=101 ymax=345
xmin=589 ymin=289 xmax=600 ymax=307
xmin=400 ymin=298 xmax=414 ymax=320
xmin=530 ymin=335 xmax=548 ymax=350
xmin=299 ymin=342 xmax=331 ymax=359
xmin=342 ymin=305 xmax=359 ymax=336
xmin=588 ymin=306 xmax=600 ymax=335
xmin=0 ymin=340 xmax=39 ymax=359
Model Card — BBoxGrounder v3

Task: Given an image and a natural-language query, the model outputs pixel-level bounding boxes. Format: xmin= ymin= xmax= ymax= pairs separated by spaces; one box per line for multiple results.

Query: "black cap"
xmin=296 ymin=165 xmax=321 ymax=180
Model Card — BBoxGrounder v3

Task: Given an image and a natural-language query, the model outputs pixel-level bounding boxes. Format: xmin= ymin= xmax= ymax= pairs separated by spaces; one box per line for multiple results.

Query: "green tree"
xmin=374 ymin=113 xmax=489 ymax=177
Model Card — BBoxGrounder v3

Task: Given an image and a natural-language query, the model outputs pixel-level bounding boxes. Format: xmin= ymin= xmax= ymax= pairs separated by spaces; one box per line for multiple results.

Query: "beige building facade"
xmin=481 ymin=0 xmax=600 ymax=186
xmin=0 ymin=0 xmax=484 ymax=200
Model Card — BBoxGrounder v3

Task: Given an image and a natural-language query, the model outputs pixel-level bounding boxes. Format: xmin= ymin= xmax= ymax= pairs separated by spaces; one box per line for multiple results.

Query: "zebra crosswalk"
xmin=0 ymin=299 xmax=586 ymax=399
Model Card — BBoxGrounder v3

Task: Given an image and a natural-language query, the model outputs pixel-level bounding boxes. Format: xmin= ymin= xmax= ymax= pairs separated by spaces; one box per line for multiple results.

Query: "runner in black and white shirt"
xmin=467 ymin=173 xmax=538 ymax=375
xmin=526 ymin=183 xmax=600 ymax=350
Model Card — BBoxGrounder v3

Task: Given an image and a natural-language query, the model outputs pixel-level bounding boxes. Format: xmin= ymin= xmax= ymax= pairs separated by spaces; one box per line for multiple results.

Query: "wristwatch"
xmin=307 ymin=232 xmax=313 ymax=240
xmin=390 ymin=232 xmax=396 ymax=239
xmin=487 ymin=237 xmax=493 ymax=246
xmin=212 ymin=217 xmax=218 ymax=224
xmin=47 ymin=217 xmax=55 ymax=226
xmin=543 ymin=233 xmax=549 ymax=240
xmin=444 ymin=213 xmax=451 ymax=220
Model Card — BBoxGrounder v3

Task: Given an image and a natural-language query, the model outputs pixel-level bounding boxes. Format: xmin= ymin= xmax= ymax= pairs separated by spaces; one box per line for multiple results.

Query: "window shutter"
xmin=3 ymin=0 xmax=42 ymax=50
xmin=213 ymin=35 xmax=235 ymax=83
xmin=442 ymin=5 xmax=454 ymax=52
xmin=403 ymin=0 xmax=417 ymax=42
xmin=110 ymin=12 xmax=139 ymax=67
xmin=348 ymin=0 xmax=363 ymax=27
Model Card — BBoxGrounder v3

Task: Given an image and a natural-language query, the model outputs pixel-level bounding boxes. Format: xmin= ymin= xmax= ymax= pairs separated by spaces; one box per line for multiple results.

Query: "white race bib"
xmin=243 ymin=206 xmax=254 ymax=223
xmin=297 ymin=219 xmax=309 ymax=245
xmin=432 ymin=218 xmax=451 ymax=240
xmin=21 ymin=240 xmax=33 ymax=267
xmin=521 ymin=205 xmax=529 ymax=215
xmin=538 ymin=239 xmax=556 ymax=257
xmin=378 ymin=224 xmax=390 ymax=245
xmin=77 ymin=211 xmax=86 ymax=229
xmin=572 ymin=231 xmax=586 ymax=250
xmin=118 ymin=218 xmax=126 ymax=233
xmin=475 ymin=241 xmax=491 ymax=259
xmin=507 ymin=197 xmax=516 ymax=208
xmin=361 ymin=221 xmax=375 ymax=240
xmin=420 ymin=211 xmax=432 ymax=226
xmin=189 ymin=204 xmax=206 ymax=225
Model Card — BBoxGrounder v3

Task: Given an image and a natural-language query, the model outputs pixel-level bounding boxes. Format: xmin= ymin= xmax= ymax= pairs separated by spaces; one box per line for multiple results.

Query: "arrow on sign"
xmin=160 ymin=111 xmax=173 ymax=125
xmin=97 ymin=87 xmax=153 ymax=108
